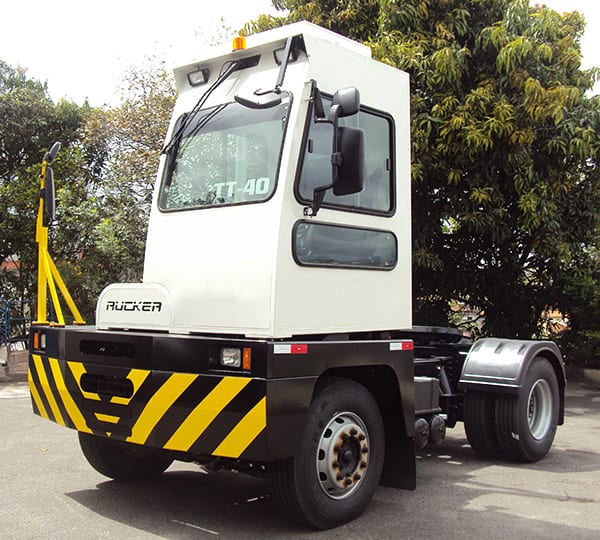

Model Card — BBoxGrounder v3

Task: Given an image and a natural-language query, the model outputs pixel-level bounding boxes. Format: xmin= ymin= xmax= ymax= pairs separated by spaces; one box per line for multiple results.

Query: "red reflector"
xmin=402 ymin=341 xmax=414 ymax=351
xmin=291 ymin=344 xmax=308 ymax=355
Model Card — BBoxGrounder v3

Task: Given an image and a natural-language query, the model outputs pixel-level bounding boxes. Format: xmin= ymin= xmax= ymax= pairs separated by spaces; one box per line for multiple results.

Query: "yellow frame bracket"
xmin=34 ymin=152 xmax=85 ymax=326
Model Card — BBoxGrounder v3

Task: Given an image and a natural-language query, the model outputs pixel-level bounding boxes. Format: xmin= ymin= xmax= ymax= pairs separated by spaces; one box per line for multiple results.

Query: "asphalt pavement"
xmin=1 ymin=377 xmax=599 ymax=539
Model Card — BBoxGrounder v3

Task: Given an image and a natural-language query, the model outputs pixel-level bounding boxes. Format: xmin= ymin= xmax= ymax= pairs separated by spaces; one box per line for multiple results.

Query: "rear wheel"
xmin=494 ymin=357 xmax=559 ymax=462
xmin=464 ymin=391 xmax=501 ymax=459
xmin=270 ymin=378 xmax=384 ymax=529
xmin=78 ymin=432 xmax=173 ymax=481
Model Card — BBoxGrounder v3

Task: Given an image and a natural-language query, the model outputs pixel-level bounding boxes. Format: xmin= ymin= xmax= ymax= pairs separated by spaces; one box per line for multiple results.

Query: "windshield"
xmin=160 ymin=97 xmax=290 ymax=210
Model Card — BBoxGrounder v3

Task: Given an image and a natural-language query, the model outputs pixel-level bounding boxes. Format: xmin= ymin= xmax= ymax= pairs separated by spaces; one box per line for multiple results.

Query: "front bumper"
xmin=29 ymin=353 xmax=269 ymax=460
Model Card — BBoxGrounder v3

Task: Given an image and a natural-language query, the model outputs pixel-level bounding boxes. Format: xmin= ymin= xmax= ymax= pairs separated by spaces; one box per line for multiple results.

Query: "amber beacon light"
xmin=232 ymin=35 xmax=247 ymax=51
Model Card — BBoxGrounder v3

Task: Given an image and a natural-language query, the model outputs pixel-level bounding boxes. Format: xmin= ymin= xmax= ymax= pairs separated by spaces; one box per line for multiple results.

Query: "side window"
xmin=293 ymin=221 xmax=397 ymax=270
xmin=297 ymin=101 xmax=394 ymax=214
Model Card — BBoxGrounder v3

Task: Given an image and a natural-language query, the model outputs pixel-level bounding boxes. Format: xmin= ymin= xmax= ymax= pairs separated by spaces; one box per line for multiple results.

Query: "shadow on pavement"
xmin=66 ymin=468 xmax=308 ymax=538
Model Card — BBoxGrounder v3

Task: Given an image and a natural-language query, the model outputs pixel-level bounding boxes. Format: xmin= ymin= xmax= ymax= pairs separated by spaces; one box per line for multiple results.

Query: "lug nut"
xmin=350 ymin=428 xmax=358 ymax=436
xmin=353 ymin=473 xmax=361 ymax=481
xmin=344 ymin=478 xmax=352 ymax=486
xmin=360 ymin=461 xmax=367 ymax=469
xmin=358 ymin=434 xmax=366 ymax=441
xmin=361 ymin=445 xmax=369 ymax=454
xmin=336 ymin=473 xmax=344 ymax=481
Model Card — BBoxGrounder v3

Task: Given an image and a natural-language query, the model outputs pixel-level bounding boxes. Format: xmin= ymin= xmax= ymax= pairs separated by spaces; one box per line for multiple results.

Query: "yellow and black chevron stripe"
xmin=28 ymin=354 xmax=267 ymax=459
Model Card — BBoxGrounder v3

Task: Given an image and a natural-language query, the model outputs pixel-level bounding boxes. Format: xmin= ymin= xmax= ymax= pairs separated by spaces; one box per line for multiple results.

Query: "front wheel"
xmin=494 ymin=357 xmax=559 ymax=462
xmin=270 ymin=378 xmax=385 ymax=529
xmin=78 ymin=432 xmax=173 ymax=481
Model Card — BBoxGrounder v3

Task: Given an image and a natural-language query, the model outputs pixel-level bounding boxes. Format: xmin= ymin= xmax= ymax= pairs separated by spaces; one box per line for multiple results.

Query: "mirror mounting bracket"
xmin=303 ymin=183 xmax=332 ymax=217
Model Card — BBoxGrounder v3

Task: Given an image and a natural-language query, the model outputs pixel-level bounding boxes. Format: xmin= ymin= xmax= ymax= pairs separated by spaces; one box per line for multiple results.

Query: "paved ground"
xmin=1 ymin=378 xmax=599 ymax=539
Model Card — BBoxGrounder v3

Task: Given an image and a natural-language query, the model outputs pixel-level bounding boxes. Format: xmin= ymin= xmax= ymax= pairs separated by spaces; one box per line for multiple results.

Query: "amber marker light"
xmin=232 ymin=35 xmax=247 ymax=51
xmin=32 ymin=330 xmax=46 ymax=351
xmin=243 ymin=348 xmax=252 ymax=370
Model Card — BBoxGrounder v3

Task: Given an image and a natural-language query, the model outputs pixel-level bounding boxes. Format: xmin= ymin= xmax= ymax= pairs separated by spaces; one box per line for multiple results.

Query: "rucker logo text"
xmin=105 ymin=300 xmax=162 ymax=312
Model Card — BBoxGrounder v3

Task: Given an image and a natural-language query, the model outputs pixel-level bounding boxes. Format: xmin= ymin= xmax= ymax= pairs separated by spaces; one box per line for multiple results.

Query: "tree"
xmin=556 ymin=246 xmax=600 ymax=366
xmin=0 ymin=57 xmax=176 ymax=323
xmin=0 ymin=60 xmax=88 ymax=310
xmin=247 ymin=0 xmax=600 ymax=340
xmin=58 ymin=59 xmax=176 ymax=319
xmin=92 ymin=59 xmax=176 ymax=280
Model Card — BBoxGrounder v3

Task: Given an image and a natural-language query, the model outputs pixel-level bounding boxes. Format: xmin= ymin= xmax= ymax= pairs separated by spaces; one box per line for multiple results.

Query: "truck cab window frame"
xmin=295 ymin=97 xmax=396 ymax=216
xmin=159 ymin=96 xmax=291 ymax=212
xmin=293 ymin=221 xmax=398 ymax=270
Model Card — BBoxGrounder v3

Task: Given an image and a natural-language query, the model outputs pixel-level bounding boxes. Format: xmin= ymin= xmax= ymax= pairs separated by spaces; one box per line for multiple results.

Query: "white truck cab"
xmin=97 ymin=21 xmax=412 ymax=338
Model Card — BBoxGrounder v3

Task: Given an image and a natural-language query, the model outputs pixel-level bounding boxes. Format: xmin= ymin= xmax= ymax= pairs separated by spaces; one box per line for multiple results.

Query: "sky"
xmin=1 ymin=0 xmax=599 ymax=107
xmin=0 ymin=0 xmax=281 ymax=106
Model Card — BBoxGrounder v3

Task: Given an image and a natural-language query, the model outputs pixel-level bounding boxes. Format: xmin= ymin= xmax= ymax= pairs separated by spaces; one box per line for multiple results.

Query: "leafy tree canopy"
xmin=0 ymin=59 xmax=175 ymax=323
xmin=0 ymin=60 xmax=88 ymax=308
xmin=48 ymin=60 xmax=176 ymax=320
xmin=247 ymin=0 xmax=600 ymax=342
xmin=73 ymin=59 xmax=176 ymax=306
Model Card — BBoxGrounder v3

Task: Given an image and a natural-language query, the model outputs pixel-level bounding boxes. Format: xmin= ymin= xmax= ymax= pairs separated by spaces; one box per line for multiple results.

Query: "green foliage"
xmin=0 ymin=61 xmax=87 ymax=311
xmin=243 ymin=0 xmax=381 ymax=39
xmin=250 ymin=0 xmax=600 ymax=349
xmin=0 ymin=58 xmax=175 ymax=323
xmin=62 ymin=60 xmax=176 ymax=319
xmin=555 ymin=247 xmax=600 ymax=368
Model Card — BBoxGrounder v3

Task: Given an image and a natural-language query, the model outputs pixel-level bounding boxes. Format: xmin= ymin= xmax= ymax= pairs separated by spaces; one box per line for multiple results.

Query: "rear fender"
xmin=459 ymin=338 xmax=565 ymax=424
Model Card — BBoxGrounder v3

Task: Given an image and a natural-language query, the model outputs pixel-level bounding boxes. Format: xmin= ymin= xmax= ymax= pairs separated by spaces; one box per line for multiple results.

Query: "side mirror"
xmin=303 ymin=83 xmax=365 ymax=217
xmin=41 ymin=141 xmax=60 ymax=227
xmin=333 ymin=87 xmax=360 ymax=117
xmin=44 ymin=141 xmax=61 ymax=165
xmin=43 ymin=167 xmax=56 ymax=227
xmin=333 ymin=126 xmax=365 ymax=196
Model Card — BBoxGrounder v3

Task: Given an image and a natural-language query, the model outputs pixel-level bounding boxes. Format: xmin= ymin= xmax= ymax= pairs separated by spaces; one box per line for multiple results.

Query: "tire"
xmin=269 ymin=378 xmax=385 ymax=529
xmin=463 ymin=391 xmax=501 ymax=459
xmin=78 ymin=432 xmax=173 ymax=481
xmin=494 ymin=357 xmax=559 ymax=462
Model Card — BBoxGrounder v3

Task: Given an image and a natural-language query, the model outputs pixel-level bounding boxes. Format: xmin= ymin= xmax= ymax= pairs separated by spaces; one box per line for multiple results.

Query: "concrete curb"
xmin=565 ymin=365 xmax=600 ymax=388
xmin=0 ymin=347 xmax=28 ymax=383
xmin=0 ymin=371 xmax=28 ymax=383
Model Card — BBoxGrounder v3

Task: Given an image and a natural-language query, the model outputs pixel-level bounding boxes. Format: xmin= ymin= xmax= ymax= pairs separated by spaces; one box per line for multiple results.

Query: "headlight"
xmin=221 ymin=348 xmax=241 ymax=368
xmin=187 ymin=66 xmax=209 ymax=87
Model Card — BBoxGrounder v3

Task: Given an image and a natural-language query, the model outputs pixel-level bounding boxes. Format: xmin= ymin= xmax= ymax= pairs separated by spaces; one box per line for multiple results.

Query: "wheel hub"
xmin=527 ymin=378 xmax=553 ymax=440
xmin=316 ymin=412 xmax=369 ymax=500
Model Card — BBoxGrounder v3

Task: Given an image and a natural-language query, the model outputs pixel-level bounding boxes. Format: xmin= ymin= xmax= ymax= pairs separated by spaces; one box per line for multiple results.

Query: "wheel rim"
xmin=316 ymin=411 xmax=369 ymax=500
xmin=527 ymin=379 xmax=553 ymax=440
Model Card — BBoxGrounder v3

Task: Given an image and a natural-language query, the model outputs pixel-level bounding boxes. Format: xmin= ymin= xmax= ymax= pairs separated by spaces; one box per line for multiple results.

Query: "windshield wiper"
xmin=162 ymin=60 xmax=241 ymax=155
xmin=234 ymin=35 xmax=304 ymax=110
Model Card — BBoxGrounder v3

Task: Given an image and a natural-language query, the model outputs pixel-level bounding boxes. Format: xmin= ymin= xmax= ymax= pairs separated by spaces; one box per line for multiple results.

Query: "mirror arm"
xmin=304 ymin=183 xmax=333 ymax=217
xmin=327 ymin=103 xmax=341 ymax=123
xmin=275 ymin=36 xmax=297 ymax=92
xmin=328 ymin=104 xmax=342 ymax=183
xmin=236 ymin=34 xmax=302 ymax=108
xmin=310 ymin=80 xmax=326 ymax=120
